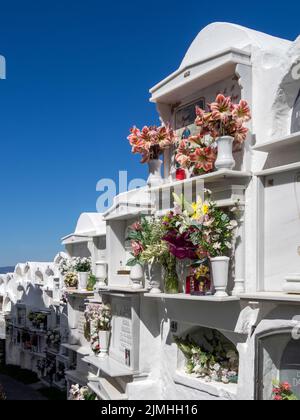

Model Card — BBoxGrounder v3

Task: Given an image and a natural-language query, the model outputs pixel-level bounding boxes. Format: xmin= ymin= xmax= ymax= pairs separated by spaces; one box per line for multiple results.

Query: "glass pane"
xmin=280 ymin=340 xmax=300 ymax=398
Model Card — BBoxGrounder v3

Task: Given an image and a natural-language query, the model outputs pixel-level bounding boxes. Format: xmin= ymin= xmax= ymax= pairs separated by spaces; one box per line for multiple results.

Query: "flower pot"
xmin=130 ymin=264 xmax=144 ymax=290
xmin=147 ymin=159 xmax=163 ymax=188
xmin=149 ymin=263 xmax=162 ymax=294
xmin=95 ymin=261 xmax=107 ymax=289
xmin=98 ymin=330 xmax=111 ymax=357
xmin=78 ymin=272 xmax=89 ymax=291
xmin=215 ymin=136 xmax=235 ymax=171
xmin=210 ymin=257 xmax=230 ymax=297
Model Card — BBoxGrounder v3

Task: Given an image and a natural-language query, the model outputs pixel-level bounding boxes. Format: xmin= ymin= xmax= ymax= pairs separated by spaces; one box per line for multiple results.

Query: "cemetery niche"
xmin=1 ymin=22 xmax=300 ymax=400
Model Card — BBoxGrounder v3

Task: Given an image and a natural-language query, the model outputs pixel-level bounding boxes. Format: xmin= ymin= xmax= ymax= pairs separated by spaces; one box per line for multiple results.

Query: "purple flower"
xmin=163 ymin=232 xmax=197 ymax=260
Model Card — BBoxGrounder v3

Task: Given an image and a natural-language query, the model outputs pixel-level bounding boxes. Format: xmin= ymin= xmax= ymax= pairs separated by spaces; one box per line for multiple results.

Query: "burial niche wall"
xmin=256 ymin=329 xmax=300 ymax=400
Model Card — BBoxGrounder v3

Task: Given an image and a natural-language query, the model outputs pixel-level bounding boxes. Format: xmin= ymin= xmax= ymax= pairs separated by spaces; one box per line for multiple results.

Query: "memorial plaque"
xmin=291 ymin=90 xmax=300 ymax=134
xmin=110 ymin=296 xmax=136 ymax=368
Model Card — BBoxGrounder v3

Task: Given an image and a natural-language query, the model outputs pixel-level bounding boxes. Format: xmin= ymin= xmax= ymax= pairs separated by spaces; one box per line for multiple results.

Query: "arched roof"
xmin=75 ymin=213 xmax=106 ymax=236
xmin=180 ymin=22 xmax=291 ymax=69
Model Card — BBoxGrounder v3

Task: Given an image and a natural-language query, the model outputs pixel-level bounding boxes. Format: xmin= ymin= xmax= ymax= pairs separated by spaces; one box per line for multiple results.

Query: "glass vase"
xmin=164 ymin=267 xmax=179 ymax=294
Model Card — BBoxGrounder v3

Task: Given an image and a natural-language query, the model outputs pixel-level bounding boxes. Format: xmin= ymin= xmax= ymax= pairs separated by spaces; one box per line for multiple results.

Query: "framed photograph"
xmin=175 ymin=98 xmax=205 ymax=131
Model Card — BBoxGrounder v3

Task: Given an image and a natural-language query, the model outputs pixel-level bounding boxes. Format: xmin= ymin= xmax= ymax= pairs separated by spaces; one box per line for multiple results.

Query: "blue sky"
xmin=0 ymin=0 xmax=299 ymax=266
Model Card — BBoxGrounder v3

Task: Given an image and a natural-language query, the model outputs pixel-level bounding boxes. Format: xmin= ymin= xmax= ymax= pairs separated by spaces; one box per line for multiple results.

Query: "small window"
xmin=280 ymin=339 xmax=300 ymax=399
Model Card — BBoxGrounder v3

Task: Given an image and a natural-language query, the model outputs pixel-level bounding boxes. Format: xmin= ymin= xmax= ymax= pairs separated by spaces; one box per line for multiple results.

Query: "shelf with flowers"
xmin=127 ymin=191 xmax=238 ymax=298
xmin=174 ymin=330 xmax=239 ymax=395
xmin=174 ymin=94 xmax=251 ymax=181
xmin=59 ymin=256 xmax=93 ymax=292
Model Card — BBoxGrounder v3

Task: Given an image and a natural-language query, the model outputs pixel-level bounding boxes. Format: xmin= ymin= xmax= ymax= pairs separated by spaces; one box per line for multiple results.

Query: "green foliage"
xmin=87 ymin=274 xmax=97 ymax=292
xmin=84 ymin=391 xmax=97 ymax=401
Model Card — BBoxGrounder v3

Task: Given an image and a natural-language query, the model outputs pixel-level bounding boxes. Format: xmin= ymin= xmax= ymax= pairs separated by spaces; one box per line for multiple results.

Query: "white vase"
xmin=147 ymin=159 xmax=163 ymax=188
xmin=215 ymin=136 xmax=235 ymax=171
xmin=210 ymin=257 xmax=230 ymax=297
xmin=283 ymin=274 xmax=300 ymax=294
xmin=149 ymin=263 xmax=162 ymax=294
xmin=78 ymin=272 xmax=89 ymax=291
xmin=130 ymin=264 xmax=144 ymax=290
xmin=98 ymin=330 xmax=111 ymax=357
xmin=95 ymin=261 xmax=107 ymax=289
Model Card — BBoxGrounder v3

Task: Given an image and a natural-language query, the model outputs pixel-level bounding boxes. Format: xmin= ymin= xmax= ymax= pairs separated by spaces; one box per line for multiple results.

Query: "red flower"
xmin=281 ymin=382 xmax=291 ymax=392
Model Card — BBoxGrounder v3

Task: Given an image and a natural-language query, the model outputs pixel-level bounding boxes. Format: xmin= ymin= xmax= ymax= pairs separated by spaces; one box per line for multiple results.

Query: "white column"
xmin=232 ymin=207 xmax=246 ymax=296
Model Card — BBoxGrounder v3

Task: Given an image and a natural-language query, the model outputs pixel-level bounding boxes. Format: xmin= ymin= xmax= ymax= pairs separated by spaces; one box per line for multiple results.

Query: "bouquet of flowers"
xmin=127 ymin=124 xmax=177 ymax=163
xmin=64 ymin=272 xmax=78 ymax=289
xmin=74 ymin=257 xmax=92 ymax=273
xmin=98 ymin=304 xmax=112 ymax=332
xmin=195 ymin=94 xmax=251 ymax=145
xmin=272 ymin=381 xmax=298 ymax=400
xmin=175 ymin=135 xmax=217 ymax=176
xmin=46 ymin=329 xmax=61 ymax=347
xmin=189 ymin=200 xmax=238 ymax=258
xmin=58 ymin=257 xmax=75 ymax=276
xmin=126 ymin=218 xmax=153 ymax=266
xmin=84 ymin=304 xmax=112 ymax=354
xmin=69 ymin=384 xmax=96 ymax=401
xmin=84 ymin=306 xmax=100 ymax=355
xmin=28 ymin=312 xmax=47 ymax=329
xmin=162 ymin=194 xmax=209 ymax=260
xmin=90 ymin=329 xmax=100 ymax=354
xmin=163 ymin=193 xmax=238 ymax=260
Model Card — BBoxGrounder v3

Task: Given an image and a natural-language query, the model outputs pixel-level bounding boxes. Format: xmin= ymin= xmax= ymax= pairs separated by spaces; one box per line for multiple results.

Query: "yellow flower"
xmin=202 ymin=204 xmax=209 ymax=215
xmin=191 ymin=197 xmax=204 ymax=220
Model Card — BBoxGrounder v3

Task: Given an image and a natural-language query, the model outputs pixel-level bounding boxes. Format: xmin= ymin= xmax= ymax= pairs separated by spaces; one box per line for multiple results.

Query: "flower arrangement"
xmin=28 ymin=312 xmax=47 ymax=329
xmin=64 ymin=272 xmax=78 ymax=289
xmin=58 ymin=257 xmax=75 ymax=276
xmin=74 ymin=257 xmax=92 ymax=273
xmin=162 ymin=193 xmax=237 ymax=260
xmin=126 ymin=218 xmax=155 ymax=266
xmin=127 ymin=217 xmax=179 ymax=293
xmin=84 ymin=304 xmax=112 ymax=354
xmin=272 ymin=381 xmax=298 ymax=400
xmin=84 ymin=304 xmax=101 ymax=354
xmin=46 ymin=329 xmax=61 ymax=348
xmin=189 ymin=199 xmax=238 ymax=258
xmin=195 ymin=94 xmax=251 ymax=145
xmin=127 ymin=124 xmax=177 ymax=163
xmin=0 ymin=385 xmax=6 ymax=400
xmin=98 ymin=304 xmax=112 ymax=332
xmin=69 ymin=384 xmax=96 ymax=401
xmin=174 ymin=332 xmax=239 ymax=384
xmin=175 ymin=135 xmax=217 ymax=176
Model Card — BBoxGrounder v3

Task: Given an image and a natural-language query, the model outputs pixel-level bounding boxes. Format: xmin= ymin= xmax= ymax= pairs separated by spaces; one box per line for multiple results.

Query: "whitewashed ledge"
xmin=174 ymin=371 xmax=238 ymax=400
xmin=98 ymin=286 xmax=149 ymax=294
xmin=239 ymin=292 xmax=300 ymax=304
xmin=82 ymin=354 xmax=138 ymax=377
xmin=144 ymin=293 xmax=240 ymax=302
